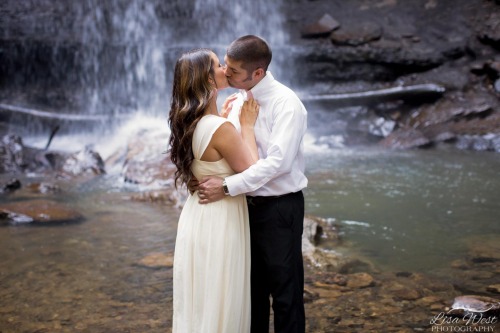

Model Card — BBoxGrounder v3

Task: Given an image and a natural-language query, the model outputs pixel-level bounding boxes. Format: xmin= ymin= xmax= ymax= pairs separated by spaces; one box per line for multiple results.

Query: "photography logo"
xmin=430 ymin=297 xmax=499 ymax=332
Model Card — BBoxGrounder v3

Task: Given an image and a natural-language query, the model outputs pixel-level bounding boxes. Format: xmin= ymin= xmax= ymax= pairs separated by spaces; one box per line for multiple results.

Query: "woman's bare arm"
xmin=239 ymin=98 xmax=259 ymax=162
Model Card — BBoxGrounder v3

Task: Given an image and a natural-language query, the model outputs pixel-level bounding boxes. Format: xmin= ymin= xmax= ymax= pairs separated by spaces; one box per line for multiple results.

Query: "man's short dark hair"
xmin=227 ymin=35 xmax=272 ymax=73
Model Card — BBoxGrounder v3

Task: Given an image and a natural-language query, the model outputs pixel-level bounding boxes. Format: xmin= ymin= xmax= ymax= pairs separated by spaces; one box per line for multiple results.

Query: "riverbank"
xmin=0 ymin=176 xmax=498 ymax=332
xmin=1 ymin=139 xmax=499 ymax=332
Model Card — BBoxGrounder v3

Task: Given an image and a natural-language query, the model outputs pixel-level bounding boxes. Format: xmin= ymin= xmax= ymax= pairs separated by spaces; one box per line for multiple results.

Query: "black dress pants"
xmin=247 ymin=191 xmax=305 ymax=333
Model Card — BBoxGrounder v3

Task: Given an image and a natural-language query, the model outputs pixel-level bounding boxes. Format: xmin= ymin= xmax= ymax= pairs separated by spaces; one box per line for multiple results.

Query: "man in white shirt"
xmin=197 ymin=35 xmax=307 ymax=333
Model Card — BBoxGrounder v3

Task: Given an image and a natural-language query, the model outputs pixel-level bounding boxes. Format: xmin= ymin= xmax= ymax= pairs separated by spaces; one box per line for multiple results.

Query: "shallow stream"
xmin=0 ymin=143 xmax=498 ymax=332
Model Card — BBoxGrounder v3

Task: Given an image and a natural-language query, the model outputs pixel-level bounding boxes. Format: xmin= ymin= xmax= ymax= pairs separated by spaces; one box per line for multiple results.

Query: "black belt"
xmin=246 ymin=191 xmax=299 ymax=206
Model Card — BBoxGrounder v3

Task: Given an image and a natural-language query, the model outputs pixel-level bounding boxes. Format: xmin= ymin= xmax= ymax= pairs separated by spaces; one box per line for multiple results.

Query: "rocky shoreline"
xmin=1 ymin=127 xmax=499 ymax=332
xmin=1 ymin=175 xmax=499 ymax=332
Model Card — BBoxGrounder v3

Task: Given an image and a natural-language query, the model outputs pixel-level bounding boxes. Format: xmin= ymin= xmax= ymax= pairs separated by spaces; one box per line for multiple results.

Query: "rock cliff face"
xmin=285 ymin=0 xmax=500 ymax=150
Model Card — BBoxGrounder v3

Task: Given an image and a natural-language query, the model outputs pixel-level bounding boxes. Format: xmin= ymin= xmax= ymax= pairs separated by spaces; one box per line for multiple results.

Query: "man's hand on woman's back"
xmin=197 ymin=176 xmax=226 ymax=204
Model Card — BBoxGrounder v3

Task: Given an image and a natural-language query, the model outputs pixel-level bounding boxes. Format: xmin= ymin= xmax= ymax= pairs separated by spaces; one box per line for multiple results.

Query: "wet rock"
xmin=106 ymin=125 xmax=186 ymax=207
xmin=304 ymin=215 xmax=340 ymax=246
xmin=417 ymin=295 xmax=446 ymax=307
xmin=453 ymin=108 xmax=500 ymax=134
xmin=27 ymin=182 xmax=60 ymax=194
xmin=489 ymin=135 xmax=500 ymax=152
xmin=289 ymin=1 xmax=475 ymax=81
xmin=302 ymin=217 xmax=319 ymax=263
xmin=484 ymin=60 xmax=500 ymax=79
xmin=31 ymin=150 xmax=65 ymax=171
xmin=0 ymin=134 xmax=64 ymax=173
xmin=302 ymin=215 xmax=351 ymax=270
xmin=450 ymin=259 xmax=470 ymax=270
xmin=486 ymin=284 xmax=500 ymax=294
xmin=477 ymin=10 xmax=500 ymax=48
xmin=467 ymin=237 xmax=500 ymax=263
xmin=368 ymin=304 xmax=403 ymax=317
xmin=405 ymin=273 xmax=448 ymax=293
xmin=130 ymin=190 xmax=179 ymax=204
xmin=444 ymin=236 xmax=500 ymax=295
xmin=330 ymin=21 xmax=382 ymax=46
xmin=303 ymin=248 xmax=346 ymax=271
xmin=393 ymin=287 xmax=421 ymax=301
xmin=455 ymin=136 xmax=473 ymax=150
xmin=301 ymin=14 xmax=340 ymax=38
xmin=470 ymin=61 xmax=488 ymax=76
xmin=0 ymin=178 xmax=21 ymax=193
xmin=287 ymin=0 xmax=500 ymax=151
xmin=0 ymin=210 xmax=33 ymax=224
xmin=449 ymin=295 xmax=500 ymax=314
xmin=384 ymin=280 xmax=423 ymax=301
xmin=113 ymin=127 xmax=176 ymax=186
xmin=455 ymin=134 xmax=500 ymax=152
xmin=420 ymin=124 xmax=456 ymax=143
xmin=380 ymin=127 xmax=431 ymax=149
xmin=0 ymin=199 xmax=83 ymax=225
xmin=314 ymin=281 xmax=437 ymax=331
xmin=303 ymin=286 xmax=320 ymax=303
xmin=447 ymin=268 xmax=499 ymax=296
xmin=338 ymin=318 xmax=365 ymax=328
xmin=368 ymin=116 xmax=396 ymax=137
xmin=337 ymin=258 xmax=377 ymax=275
xmin=0 ymin=134 xmax=25 ymax=172
xmin=346 ymin=272 xmax=374 ymax=289
xmin=381 ymin=88 xmax=500 ymax=151
xmin=471 ymin=136 xmax=492 ymax=151
xmin=60 ymin=145 xmax=105 ymax=176
xmin=311 ymin=286 xmax=344 ymax=300
xmin=409 ymin=92 xmax=494 ymax=129
xmin=136 ymin=252 xmax=174 ymax=269
xmin=315 ymin=272 xmax=348 ymax=287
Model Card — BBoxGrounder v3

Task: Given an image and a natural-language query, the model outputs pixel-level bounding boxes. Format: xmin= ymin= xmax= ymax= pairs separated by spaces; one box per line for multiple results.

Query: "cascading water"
xmin=0 ymin=0 xmax=288 ymax=141
xmin=2 ymin=0 xmax=172 ymax=136
xmin=192 ymin=0 xmax=287 ymax=46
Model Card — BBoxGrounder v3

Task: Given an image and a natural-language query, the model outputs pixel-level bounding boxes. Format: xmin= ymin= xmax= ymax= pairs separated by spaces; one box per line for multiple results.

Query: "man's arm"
xmin=226 ymin=98 xmax=307 ymax=195
xmin=197 ymin=99 xmax=259 ymax=204
xmin=199 ymin=97 xmax=306 ymax=203
xmin=197 ymin=176 xmax=225 ymax=204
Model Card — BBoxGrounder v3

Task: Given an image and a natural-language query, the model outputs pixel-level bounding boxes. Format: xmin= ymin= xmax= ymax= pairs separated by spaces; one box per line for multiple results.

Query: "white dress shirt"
xmin=225 ymin=72 xmax=308 ymax=197
xmin=226 ymin=90 xmax=251 ymax=133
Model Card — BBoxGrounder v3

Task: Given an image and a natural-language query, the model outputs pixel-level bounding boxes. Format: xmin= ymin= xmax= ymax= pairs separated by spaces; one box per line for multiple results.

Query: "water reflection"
xmin=304 ymin=146 xmax=500 ymax=272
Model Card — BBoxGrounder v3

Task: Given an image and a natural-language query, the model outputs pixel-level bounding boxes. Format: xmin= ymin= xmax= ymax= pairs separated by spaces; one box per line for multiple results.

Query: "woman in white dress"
xmin=168 ymin=48 xmax=259 ymax=333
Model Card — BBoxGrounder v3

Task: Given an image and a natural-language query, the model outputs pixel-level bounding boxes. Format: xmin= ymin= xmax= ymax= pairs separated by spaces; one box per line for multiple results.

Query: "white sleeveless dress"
xmin=172 ymin=115 xmax=251 ymax=333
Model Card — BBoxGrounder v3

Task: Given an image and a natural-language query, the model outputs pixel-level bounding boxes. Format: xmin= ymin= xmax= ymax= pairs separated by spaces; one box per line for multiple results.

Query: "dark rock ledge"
xmin=287 ymin=0 xmax=500 ymax=151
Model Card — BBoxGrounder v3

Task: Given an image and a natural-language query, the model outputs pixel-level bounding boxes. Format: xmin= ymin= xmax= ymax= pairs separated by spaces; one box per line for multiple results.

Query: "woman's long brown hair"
xmin=168 ymin=49 xmax=215 ymax=189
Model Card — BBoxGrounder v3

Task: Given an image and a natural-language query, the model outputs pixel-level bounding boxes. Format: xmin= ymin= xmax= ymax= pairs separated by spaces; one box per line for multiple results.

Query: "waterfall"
xmin=0 ymin=0 xmax=288 ymax=138
xmin=192 ymin=0 xmax=287 ymax=46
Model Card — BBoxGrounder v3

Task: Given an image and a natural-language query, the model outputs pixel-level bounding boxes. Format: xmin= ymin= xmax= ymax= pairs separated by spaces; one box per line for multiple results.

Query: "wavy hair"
xmin=168 ymin=48 xmax=215 ymax=188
